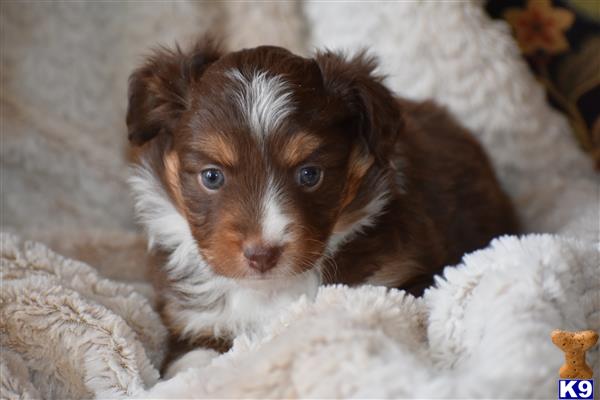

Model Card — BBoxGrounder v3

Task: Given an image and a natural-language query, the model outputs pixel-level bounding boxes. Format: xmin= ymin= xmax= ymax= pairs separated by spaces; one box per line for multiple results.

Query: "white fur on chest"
xmin=169 ymin=271 xmax=320 ymax=339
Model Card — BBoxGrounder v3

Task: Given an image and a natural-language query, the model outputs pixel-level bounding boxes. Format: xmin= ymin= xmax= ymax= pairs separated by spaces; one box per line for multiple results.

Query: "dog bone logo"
xmin=551 ymin=329 xmax=598 ymax=379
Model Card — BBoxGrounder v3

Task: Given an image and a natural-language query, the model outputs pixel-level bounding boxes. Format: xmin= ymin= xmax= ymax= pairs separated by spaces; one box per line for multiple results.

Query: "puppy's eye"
xmin=199 ymin=167 xmax=225 ymax=191
xmin=297 ymin=166 xmax=323 ymax=189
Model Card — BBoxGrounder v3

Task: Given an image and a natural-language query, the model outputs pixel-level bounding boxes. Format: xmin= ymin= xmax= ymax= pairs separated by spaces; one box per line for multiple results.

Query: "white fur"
xmin=171 ymin=270 xmax=320 ymax=339
xmin=227 ymin=69 xmax=294 ymax=138
xmin=128 ymin=163 xmax=206 ymax=283
xmin=128 ymin=162 xmax=319 ymax=339
xmin=261 ymin=180 xmax=292 ymax=244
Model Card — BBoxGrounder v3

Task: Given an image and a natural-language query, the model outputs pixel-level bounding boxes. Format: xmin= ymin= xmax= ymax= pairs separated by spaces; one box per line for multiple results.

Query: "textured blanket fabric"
xmin=144 ymin=235 xmax=599 ymax=399
xmin=0 ymin=233 xmax=167 ymax=399
xmin=2 ymin=233 xmax=597 ymax=398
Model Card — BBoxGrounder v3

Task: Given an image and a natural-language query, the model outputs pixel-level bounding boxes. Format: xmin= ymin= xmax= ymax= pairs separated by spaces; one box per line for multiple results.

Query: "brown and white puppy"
xmin=127 ymin=38 xmax=518 ymax=360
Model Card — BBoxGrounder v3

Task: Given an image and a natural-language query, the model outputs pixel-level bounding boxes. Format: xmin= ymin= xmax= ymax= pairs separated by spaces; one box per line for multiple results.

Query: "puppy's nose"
xmin=243 ymin=242 xmax=283 ymax=273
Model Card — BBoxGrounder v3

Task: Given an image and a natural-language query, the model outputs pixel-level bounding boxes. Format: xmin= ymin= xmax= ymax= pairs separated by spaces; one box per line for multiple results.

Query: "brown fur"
xmin=126 ymin=38 xmax=519 ymax=363
xmin=327 ymin=98 xmax=519 ymax=294
xmin=193 ymin=134 xmax=238 ymax=167
xmin=280 ymin=132 xmax=323 ymax=166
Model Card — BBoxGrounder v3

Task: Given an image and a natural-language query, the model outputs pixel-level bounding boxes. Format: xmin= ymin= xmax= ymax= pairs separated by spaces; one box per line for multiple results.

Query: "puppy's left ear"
xmin=315 ymin=50 xmax=402 ymax=163
xmin=126 ymin=37 xmax=222 ymax=145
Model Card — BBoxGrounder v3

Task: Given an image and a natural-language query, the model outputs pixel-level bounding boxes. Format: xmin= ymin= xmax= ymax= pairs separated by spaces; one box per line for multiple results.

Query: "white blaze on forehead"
xmin=261 ymin=180 xmax=292 ymax=244
xmin=227 ymin=69 xmax=294 ymax=138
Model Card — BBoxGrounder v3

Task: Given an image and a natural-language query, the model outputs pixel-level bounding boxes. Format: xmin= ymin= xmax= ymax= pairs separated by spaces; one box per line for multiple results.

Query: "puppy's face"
xmin=127 ymin=41 xmax=402 ymax=281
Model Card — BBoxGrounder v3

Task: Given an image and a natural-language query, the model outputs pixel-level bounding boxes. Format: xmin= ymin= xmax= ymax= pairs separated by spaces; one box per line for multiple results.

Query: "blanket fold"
xmin=144 ymin=234 xmax=599 ymax=399
xmin=0 ymin=233 xmax=167 ymax=399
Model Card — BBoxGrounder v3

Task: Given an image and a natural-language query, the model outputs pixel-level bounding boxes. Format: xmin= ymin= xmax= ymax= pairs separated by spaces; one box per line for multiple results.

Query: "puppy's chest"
xmin=161 ymin=266 xmax=321 ymax=339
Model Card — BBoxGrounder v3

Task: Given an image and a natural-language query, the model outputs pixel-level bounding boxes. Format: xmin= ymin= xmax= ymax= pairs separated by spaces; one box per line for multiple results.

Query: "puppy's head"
xmin=127 ymin=38 xmax=402 ymax=281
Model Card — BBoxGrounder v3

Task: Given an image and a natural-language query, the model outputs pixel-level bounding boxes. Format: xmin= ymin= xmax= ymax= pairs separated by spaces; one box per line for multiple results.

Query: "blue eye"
xmin=297 ymin=166 xmax=323 ymax=189
xmin=200 ymin=168 xmax=225 ymax=191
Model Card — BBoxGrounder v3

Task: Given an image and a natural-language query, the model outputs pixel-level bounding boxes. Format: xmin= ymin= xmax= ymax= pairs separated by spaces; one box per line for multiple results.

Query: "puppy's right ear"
xmin=126 ymin=38 xmax=222 ymax=145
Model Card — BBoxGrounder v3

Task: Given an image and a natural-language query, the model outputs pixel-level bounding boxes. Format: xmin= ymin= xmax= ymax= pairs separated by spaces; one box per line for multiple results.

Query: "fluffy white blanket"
xmin=145 ymin=235 xmax=600 ymax=399
xmin=2 ymin=233 xmax=598 ymax=398
xmin=0 ymin=233 xmax=167 ymax=399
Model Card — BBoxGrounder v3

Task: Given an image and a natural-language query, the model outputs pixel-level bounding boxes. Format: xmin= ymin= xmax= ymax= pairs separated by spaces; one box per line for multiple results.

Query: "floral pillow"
xmin=486 ymin=0 xmax=600 ymax=169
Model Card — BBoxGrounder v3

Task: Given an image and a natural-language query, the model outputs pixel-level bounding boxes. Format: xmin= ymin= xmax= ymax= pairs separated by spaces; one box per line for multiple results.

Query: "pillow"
xmin=486 ymin=0 xmax=600 ymax=169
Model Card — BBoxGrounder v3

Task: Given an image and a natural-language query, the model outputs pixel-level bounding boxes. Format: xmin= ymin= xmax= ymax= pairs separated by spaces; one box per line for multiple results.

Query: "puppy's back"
xmin=398 ymin=99 xmax=519 ymax=266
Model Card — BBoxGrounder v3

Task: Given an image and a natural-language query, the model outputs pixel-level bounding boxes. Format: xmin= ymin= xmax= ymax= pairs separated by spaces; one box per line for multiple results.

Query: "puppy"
xmin=127 ymin=38 xmax=518 ymax=367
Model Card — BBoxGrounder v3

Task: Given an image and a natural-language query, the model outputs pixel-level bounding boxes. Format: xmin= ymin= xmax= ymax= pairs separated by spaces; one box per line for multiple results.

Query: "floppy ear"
xmin=314 ymin=50 xmax=402 ymax=163
xmin=126 ymin=38 xmax=222 ymax=145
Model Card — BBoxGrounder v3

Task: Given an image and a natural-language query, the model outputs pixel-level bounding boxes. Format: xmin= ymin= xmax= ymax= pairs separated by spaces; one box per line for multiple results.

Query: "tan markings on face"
xmin=200 ymin=202 xmax=322 ymax=278
xmin=195 ymin=203 xmax=254 ymax=278
xmin=195 ymin=134 xmax=238 ymax=167
xmin=331 ymin=145 xmax=375 ymax=235
xmin=339 ymin=145 xmax=374 ymax=211
xmin=280 ymin=132 xmax=323 ymax=166
xmin=164 ymin=151 xmax=187 ymax=213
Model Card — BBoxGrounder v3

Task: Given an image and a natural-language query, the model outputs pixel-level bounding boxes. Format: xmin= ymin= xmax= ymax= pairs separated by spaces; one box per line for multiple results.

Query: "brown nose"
xmin=243 ymin=242 xmax=283 ymax=273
